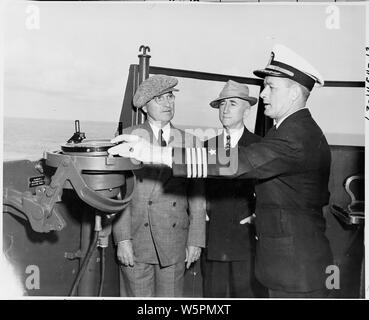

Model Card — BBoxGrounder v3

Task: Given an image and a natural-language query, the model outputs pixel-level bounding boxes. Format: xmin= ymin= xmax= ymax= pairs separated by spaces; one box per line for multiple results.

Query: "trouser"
xmin=120 ymin=261 xmax=185 ymax=297
xmin=202 ymin=259 xmax=267 ymax=298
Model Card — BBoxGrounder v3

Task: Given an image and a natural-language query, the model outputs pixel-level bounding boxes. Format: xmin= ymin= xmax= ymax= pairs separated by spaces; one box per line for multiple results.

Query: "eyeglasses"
xmin=154 ymin=93 xmax=176 ymax=105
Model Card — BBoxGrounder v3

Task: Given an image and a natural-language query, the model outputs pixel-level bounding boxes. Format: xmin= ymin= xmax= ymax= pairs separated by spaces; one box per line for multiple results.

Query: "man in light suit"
xmin=202 ymin=80 xmax=265 ymax=297
xmin=109 ymin=45 xmax=334 ymax=298
xmin=112 ymin=75 xmax=206 ymax=297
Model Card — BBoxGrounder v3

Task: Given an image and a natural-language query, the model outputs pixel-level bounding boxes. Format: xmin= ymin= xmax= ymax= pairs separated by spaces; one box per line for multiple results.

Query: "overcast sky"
xmin=3 ymin=1 xmax=366 ymax=144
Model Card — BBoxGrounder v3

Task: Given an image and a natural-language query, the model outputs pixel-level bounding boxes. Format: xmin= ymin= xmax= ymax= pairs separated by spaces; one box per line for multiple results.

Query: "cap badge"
xmin=267 ymin=52 xmax=275 ymax=65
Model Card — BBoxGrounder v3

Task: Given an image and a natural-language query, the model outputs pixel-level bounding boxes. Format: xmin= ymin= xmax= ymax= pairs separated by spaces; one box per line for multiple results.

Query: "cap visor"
xmin=253 ymin=69 xmax=287 ymax=79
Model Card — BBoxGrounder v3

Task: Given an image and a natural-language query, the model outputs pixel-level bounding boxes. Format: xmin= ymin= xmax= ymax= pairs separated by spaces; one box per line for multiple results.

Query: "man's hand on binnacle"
xmin=108 ymin=134 xmax=172 ymax=166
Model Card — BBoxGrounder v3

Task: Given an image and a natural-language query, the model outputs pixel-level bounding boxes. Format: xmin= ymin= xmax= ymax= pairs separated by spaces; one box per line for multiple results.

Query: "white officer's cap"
xmin=253 ymin=44 xmax=324 ymax=91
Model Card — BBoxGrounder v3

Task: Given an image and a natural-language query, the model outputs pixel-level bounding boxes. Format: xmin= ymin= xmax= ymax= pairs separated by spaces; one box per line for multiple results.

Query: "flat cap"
xmin=253 ymin=44 xmax=324 ymax=91
xmin=133 ymin=75 xmax=179 ymax=108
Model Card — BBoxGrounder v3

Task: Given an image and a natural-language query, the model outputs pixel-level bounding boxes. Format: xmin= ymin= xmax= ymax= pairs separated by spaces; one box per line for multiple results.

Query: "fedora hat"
xmin=210 ymin=80 xmax=258 ymax=108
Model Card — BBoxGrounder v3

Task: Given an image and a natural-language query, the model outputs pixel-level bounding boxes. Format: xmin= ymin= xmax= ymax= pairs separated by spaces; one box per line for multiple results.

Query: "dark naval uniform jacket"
xmin=204 ymin=127 xmax=261 ymax=261
xmin=172 ymin=109 xmax=333 ymax=292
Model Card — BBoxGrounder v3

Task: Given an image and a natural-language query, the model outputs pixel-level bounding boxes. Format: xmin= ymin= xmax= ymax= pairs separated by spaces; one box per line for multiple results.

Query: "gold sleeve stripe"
xmin=196 ymin=147 xmax=202 ymax=178
xmin=202 ymin=147 xmax=207 ymax=178
xmin=191 ymin=148 xmax=197 ymax=178
xmin=186 ymin=147 xmax=191 ymax=178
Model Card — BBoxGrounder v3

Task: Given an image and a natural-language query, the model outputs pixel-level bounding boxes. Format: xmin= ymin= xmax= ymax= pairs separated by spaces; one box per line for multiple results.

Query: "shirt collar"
xmin=275 ymin=107 xmax=307 ymax=129
xmin=223 ymin=126 xmax=244 ymax=148
xmin=149 ymin=121 xmax=171 ymax=144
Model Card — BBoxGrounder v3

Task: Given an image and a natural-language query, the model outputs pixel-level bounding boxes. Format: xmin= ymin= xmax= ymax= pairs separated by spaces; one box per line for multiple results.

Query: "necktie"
xmin=225 ymin=134 xmax=231 ymax=157
xmin=158 ymin=129 xmax=167 ymax=147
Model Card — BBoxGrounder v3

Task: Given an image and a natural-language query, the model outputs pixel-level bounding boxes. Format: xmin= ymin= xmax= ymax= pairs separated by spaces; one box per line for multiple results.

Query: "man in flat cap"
xmin=202 ymin=80 xmax=266 ymax=297
xmin=112 ymin=75 xmax=206 ymax=297
xmin=109 ymin=45 xmax=333 ymax=298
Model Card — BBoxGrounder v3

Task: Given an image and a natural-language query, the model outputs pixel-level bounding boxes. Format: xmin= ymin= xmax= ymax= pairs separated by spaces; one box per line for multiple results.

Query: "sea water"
xmin=3 ymin=117 xmax=118 ymax=161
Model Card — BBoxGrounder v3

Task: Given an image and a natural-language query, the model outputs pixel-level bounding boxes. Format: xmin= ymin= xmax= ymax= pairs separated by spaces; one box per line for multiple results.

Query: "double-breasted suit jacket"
xmin=113 ymin=121 xmax=206 ymax=267
xmin=204 ymin=127 xmax=261 ymax=261
xmin=172 ymin=109 xmax=333 ymax=292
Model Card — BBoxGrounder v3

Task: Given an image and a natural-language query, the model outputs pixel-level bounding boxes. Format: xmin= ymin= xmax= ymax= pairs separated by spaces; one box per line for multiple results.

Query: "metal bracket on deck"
xmin=3 ymin=157 xmax=135 ymax=233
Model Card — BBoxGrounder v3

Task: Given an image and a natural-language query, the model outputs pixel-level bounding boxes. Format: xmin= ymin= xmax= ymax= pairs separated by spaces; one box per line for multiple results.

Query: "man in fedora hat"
xmin=112 ymin=75 xmax=206 ymax=297
xmin=109 ymin=44 xmax=333 ymax=298
xmin=202 ymin=80 xmax=266 ymax=297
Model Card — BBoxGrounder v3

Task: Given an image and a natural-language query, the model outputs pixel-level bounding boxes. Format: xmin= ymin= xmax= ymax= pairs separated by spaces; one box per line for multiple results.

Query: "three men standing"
xmin=110 ymin=44 xmax=334 ymax=298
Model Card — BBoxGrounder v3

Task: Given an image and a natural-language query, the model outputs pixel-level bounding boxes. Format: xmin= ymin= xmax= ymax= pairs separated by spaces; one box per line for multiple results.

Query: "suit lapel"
xmin=159 ymin=124 xmax=182 ymax=183
xmin=218 ymin=126 xmax=251 ymax=147
xmin=239 ymin=126 xmax=264 ymax=146
xmin=148 ymin=122 xmax=176 ymax=198
xmin=154 ymin=125 xmax=188 ymax=191
xmin=143 ymin=121 xmax=159 ymax=146
xmin=218 ymin=132 xmax=225 ymax=149
xmin=167 ymin=124 xmax=183 ymax=147
xmin=141 ymin=121 xmax=166 ymax=198
xmin=238 ymin=127 xmax=250 ymax=147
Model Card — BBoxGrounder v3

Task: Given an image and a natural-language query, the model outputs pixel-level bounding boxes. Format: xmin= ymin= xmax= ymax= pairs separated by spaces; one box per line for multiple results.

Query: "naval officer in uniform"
xmin=109 ymin=45 xmax=333 ymax=298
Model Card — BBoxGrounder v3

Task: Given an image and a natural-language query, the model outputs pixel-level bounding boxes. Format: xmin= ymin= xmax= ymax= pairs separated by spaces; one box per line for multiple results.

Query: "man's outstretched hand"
xmin=109 ymin=134 xmax=148 ymax=161
xmin=108 ymin=134 xmax=172 ymax=166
